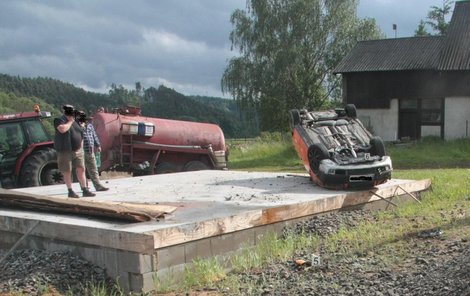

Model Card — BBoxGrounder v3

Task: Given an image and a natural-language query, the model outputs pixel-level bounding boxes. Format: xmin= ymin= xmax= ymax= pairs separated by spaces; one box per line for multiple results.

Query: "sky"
xmin=0 ymin=0 xmax=453 ymax=98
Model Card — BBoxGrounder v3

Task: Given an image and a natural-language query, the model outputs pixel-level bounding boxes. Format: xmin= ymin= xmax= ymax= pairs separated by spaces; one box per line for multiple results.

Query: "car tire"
xmin=345 ymin=104 xmax=357 ymax=118
xmin=289 ymin=109 xmax=301 ymax=130
xmin=370 ymin=136 xmax=386 ymax=157
xmin=308 ymin=144 xmax=329 ymax=174
xmin=20 ymin=148 xmax=63 ymax=187
xmin=183 ymin=160 xmax=209 ymax=171
xmin=155 ymin=162 xmax=178 ymax=174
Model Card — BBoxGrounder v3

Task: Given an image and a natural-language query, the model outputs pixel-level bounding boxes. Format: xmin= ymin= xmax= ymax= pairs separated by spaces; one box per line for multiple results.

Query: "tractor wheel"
xmin=288 ymin=109 xmax=301 ymax=130
xmin=308 ymin=144 xmax=329 ymax=174
xmin=345 ymin=104 xmax=357 ymax=118
xmin=183 ymin=160 xmax=209 ymax=171
xmin=155 ymin=162 xmax=178 ymax=174
xmin=20 ymin=148 xmax=63 ymax=187
xmin=370 ymin=136 xmax=386 ymax=157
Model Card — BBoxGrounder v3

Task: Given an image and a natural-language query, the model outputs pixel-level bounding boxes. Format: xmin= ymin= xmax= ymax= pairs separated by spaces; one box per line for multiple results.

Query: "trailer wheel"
xmin=345 ymin=104 xmax=357 ymax=118
xmin=289 ymin=109 xmax=301 ymax=130
xmin=370 ymin=136 xmax=386 ymax=157
xmin=155 ymin=162 xmax=178 ymax=174
xmin=308 ymin=144 xmax=329 ymax=174
xmin=183 ymin=160 xmax=209 ymax=171
xmin=20 ymin=148 xmax=63 ymax=187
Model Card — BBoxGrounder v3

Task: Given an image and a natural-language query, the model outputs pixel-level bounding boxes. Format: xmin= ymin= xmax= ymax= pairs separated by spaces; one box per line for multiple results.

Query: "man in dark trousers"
xmin=77 ymin=111 xmax=108 ymax=191
xmin=54 ymin=105 xmax=95 ymax=198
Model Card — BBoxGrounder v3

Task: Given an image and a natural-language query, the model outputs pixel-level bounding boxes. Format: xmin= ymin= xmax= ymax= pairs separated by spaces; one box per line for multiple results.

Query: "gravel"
xmin=0 ymin=209 xmax=468 ymax=296
xmin=0 ymin=249 xmax=111 ymax=295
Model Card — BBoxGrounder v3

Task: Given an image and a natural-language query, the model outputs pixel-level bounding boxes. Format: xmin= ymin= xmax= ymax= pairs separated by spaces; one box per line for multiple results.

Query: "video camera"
xmin=62 ymin=105 xmax=87 ymax=123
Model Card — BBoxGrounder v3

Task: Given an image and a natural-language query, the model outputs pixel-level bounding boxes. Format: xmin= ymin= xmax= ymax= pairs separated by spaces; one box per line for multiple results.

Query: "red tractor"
xmin=0 ymin=107 xmax=62 ymax=188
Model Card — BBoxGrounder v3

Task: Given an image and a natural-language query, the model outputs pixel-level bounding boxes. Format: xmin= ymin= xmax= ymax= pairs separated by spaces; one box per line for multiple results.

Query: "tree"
xmin=426 ymin=0 xmax=453 ymax=35
xmin=415 ymin=20 xmax=431 ymax=37
xmin=416 ymin=0 xmax=453 ymax=36
xmin=221 ymin=0 xmax=383 ymax=131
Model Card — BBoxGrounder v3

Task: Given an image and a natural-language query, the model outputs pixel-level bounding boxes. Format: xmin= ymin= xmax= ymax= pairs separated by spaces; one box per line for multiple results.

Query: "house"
xmin=334 ymin=0 xmax=470 ymax=141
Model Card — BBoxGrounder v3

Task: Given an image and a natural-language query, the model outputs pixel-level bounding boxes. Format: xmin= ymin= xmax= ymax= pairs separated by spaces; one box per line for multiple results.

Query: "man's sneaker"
xmin=95 ymin=185 xmax=109 ymax=191
xmin=82 ymin=188 xmax=96 ymax=197
xmin=68 ymin=190 xmax=79 ymax=198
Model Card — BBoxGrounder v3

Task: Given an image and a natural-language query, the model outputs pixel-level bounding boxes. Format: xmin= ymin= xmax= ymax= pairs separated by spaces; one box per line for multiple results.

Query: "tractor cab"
xmin=0 ymin=107 xmax=61 ymax=188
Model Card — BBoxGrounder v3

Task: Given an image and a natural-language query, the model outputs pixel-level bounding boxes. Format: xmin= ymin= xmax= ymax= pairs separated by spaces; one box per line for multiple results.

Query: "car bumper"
xmin=316 ymin=156 xmax=393 ymax=189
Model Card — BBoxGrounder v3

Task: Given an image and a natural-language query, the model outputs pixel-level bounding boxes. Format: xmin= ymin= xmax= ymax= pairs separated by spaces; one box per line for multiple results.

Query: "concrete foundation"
xmin=0 ymin=170 xmax=430 ymax=293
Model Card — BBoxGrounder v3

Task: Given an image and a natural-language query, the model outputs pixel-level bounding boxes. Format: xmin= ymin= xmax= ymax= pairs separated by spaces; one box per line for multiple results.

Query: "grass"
xmin=228 ymin=136 xmax=470 ymax=171
xmin=6 ymin=136 xmax=469 ymax=295
xmin=174 ymin=137 xmax=470 ymax=293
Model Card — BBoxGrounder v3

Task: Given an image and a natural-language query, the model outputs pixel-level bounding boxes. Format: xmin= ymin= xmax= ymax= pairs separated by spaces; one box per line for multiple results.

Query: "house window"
xmin=421 ymin=98 xmax=443 ymax=125
xmin=400 ymin=99 xmax=418 ymax=109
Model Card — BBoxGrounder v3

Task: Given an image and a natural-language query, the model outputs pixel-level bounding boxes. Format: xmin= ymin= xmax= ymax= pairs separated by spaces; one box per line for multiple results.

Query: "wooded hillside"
xmin=0 ymin=74 xmax=258 ymax=138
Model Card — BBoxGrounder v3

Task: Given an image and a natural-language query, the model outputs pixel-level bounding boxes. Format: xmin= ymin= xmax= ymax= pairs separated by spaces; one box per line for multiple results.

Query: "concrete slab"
xmin=0 ymin=170 xmax=431 ymax=293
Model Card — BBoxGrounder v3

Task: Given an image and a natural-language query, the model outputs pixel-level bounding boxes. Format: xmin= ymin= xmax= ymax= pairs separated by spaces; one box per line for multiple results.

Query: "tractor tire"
xmin=370 ymin=136 xmax=386 ymax=157
xmin=155 ymin=162 xmax=178 ymax=174
xmin=289 ymin=109 xmax=301 ymax=130
xmin=183 ymin=160 xmax=209 ymax=171
xmin=345 ymin=104 xmax=357 ymax=118
xmin=308 ymin=144 xmax=329 ymax=174
xmin=19 ymin=148 xmax=63 ymax=187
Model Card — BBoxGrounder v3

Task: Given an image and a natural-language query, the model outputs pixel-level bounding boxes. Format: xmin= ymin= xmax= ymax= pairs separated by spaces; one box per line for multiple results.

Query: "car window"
xmin=0 ymin=123 xmax=25 ymax=153
xmin=24 ymin=120 xmax=51 ymax=143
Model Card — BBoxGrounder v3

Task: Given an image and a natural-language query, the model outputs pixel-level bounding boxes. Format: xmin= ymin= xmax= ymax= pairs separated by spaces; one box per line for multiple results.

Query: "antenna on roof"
xmin=392 ymin=24 xmax=397 ymax=38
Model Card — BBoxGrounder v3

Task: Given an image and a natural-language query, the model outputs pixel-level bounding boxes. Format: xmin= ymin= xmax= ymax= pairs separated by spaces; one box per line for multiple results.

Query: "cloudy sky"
xmin=0 ymin=0 xmax=452 ymax=98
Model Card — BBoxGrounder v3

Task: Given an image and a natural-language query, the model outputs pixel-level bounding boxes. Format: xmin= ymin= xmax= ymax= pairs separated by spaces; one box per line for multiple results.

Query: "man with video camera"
xmin=54 ymin=105 xmax=95 ymax=198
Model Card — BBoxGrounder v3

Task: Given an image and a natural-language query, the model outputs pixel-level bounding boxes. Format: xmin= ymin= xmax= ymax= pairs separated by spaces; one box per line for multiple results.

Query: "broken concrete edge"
xmin=150 ymin=178 xmax=432 ymax=249
xmin=0 ymin=179 xmax=431 ymax=254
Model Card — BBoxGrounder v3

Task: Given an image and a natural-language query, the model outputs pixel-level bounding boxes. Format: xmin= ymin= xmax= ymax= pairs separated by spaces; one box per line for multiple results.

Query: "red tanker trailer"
xmin=93 ymin=106 xmax=228 ymax=175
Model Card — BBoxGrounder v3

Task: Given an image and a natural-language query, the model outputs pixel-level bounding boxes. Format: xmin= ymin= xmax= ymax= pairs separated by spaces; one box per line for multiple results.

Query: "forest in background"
xmin=0 ymin=74 xmax=259 ymax=138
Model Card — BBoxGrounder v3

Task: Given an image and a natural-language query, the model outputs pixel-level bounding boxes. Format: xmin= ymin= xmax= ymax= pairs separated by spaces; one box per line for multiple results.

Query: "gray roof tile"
xmin=334 ymin=1 xmax=470 ymax=73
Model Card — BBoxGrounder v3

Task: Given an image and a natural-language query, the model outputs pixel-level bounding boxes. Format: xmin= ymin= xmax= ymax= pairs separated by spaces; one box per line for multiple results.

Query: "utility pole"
xmin=393 ymin=24 xmax=397 ymax=38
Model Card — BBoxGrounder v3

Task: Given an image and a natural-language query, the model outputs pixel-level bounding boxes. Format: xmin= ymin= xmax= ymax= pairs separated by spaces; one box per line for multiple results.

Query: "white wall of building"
xmin=444 ymin=97 xmax=470 ymax=140
xmin=356 ymin=99 xmax=399 ymax=142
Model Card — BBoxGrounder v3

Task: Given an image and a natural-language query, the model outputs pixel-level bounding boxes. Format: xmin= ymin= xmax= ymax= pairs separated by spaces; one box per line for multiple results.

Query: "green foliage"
xmin=222 ymin=0 xmax=384 ymax=131
xmin=228 ymin=136 xmax=303 ymax=172
xmin=415 ymin=20 xmax=431 ymax=36
xmin=0 ymin=91 xmax=61 ymax=135
xmin=229 ymin=136 xmax=470 ymax=172
xmin=426 ymin=0 xmax=453 ymax=35
xmin=183 ymin=257 xmax=225 ymax=289
xmin=415 ymin=0 xmax=453 ymax=36
xmin=387 ymin=138 xmax=470 ymax=169
xmin=0 ymin=74 xmax=255 ymax=138
xmin=141 ymin=85 xmax=256 ymax=138
xmin=0 ymin=74 xmax=110 ymax=114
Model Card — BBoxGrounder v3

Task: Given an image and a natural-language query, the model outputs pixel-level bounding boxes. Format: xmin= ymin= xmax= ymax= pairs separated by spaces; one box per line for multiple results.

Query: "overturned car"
xmin=289 ymin=105 xmax=392 ymax=189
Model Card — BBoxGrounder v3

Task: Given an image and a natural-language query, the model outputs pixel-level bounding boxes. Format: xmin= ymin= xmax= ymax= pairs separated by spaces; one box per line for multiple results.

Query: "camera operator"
xmin=54 ymin=105 xmax=95 ymax=198
xmin=76 ymin=111 xmax=109 ymax=192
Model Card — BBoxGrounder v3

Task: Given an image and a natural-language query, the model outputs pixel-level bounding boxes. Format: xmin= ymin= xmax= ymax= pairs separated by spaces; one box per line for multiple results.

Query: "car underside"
xmin=289 ymin=104 xmax=392 ymax=189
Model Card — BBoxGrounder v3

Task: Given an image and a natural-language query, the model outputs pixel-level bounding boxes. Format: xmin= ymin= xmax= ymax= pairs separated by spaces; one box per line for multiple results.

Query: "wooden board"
xmin=0 ymin=189 xmax=177 ymax=222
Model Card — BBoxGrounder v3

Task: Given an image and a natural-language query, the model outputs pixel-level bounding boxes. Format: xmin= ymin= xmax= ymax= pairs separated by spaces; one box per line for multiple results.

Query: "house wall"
xmin=343 ymin=71 xmax=470 ymax=109
xmin=444 ymin=97 xmax=470 ymax=139
xmin=357 ymin=99 xmax=399 ymax=141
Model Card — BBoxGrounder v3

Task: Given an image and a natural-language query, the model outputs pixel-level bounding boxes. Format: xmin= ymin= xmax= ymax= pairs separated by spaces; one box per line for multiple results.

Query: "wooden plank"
xmin=0 ymin=189 xmax=177 ymax=222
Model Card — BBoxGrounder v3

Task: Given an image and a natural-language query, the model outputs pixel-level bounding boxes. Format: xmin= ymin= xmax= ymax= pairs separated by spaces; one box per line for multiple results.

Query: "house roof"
xmin=437 ymin=1 xmax=470 ymax=70
xmin=334 ymin=1 xmax=470 ymax=74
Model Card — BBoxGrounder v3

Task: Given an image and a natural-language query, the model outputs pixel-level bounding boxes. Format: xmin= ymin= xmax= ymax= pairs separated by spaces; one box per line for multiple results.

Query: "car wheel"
xmin=308 ymin=144 xmax=329 ymax=174
xmin=345 ymin=104 xmax=357 ymax=118
xmin=289 ymin=109 xmax=301 ymax=130
xmin=370 ymin=136 xmax=386 ymax=157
